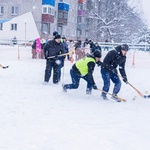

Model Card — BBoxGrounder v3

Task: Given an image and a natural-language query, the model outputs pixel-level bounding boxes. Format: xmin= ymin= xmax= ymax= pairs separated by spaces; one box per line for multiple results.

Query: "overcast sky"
xmin=141 ymin=0 xmax=150 ymax=26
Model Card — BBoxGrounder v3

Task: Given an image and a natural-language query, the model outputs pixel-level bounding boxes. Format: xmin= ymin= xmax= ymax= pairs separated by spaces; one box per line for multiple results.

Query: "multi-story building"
xmin=77 ymin=0 xmax=88 ymax=40
xmin=0 ymin=0 xmax=78 ymax=40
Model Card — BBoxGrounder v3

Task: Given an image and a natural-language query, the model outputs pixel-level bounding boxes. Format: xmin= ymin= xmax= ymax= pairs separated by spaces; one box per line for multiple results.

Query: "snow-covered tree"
xmin=86 ymin=0 xmax=146 ymax=43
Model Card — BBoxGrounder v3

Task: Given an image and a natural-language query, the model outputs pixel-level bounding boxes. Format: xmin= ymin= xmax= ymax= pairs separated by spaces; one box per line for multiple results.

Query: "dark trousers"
xmin=101 ymin=69 xmax=121 ymax=96
xmin=65 ymin=69 xmax=92 ymax=91
xmin=44 ymin=59 xmax=59 ymax=84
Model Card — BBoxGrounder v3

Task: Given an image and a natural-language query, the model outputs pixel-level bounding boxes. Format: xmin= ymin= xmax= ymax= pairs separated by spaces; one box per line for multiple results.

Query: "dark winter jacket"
xmin=101 ymin=46 xmax=127 ymax=78
xmin=74 ymin=41 xmax=81 ymax=49
xmin=32 ymin=40 xmax=36 ymax=49
xmin=62 ymin=41 xmax=68 ymax=53
xmin=44 ymin=39 xmax=65 ymax=59
xmin=72 ymin=54 xmax=96 ymax=86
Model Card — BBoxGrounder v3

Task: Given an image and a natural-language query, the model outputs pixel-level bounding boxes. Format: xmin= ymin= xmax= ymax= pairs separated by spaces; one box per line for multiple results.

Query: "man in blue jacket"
xmin=101 ymin=44 xmax=129 ymax=102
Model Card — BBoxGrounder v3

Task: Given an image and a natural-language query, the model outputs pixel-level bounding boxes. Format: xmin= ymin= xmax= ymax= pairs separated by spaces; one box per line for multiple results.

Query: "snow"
xmin=0 ymin=45 xmax=150 ymax=150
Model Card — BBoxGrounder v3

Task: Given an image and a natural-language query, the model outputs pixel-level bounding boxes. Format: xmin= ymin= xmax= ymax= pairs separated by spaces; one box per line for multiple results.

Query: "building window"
xmin=64 ymin=13 xmax=68 ymax=19
xmin=43 ymin=7 xmax=47 ymax=14
xmin=58 ymin=12 xmax=63 ymax=19
xmin=11 ymin=23 xmax=17 ymax=31
xmin=77 ymin=16 xmax=82 ymax=23
xmin=42 ymin=6 xmax=54 ymax=15
xmin=77 ymin=30 xmax=82 ymax=36
xmin=42 ymin=23 xmax=49 ymax=34
xmin=0 ymin=23 xmax=3 ymax=30
xmin=11 ymin=6 xmax=18 ymax=15
xmin=58 ymin=26 xmax=62 ymax=35
xmin=48 ymin=7 xmax=51 ymax=14
xmin=0 ymin=6 xmax=4 ymax=14
xmin=54 ymin=11 xmax=57 ymax=18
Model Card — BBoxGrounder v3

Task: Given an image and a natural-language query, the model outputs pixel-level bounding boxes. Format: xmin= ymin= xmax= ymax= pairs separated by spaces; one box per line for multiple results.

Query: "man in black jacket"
xmin=101 ymin=44 xmax=129 ymax=102
xmin=43 ymin=34 xmax=65 ymax=84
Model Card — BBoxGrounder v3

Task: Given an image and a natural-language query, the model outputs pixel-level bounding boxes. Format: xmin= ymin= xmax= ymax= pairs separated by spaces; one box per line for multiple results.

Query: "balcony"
xmin=42 ymin=14 xmax=54 ymax=23
xmin=42 ymin=0 xmax=55 ymax=6
xmin=58 ymin=2 xmax=69 ymax=11
xmin=57 ymin=10 xmax=68 ymax=26
xmin=78 ymin=0 xmax=87 ymax=3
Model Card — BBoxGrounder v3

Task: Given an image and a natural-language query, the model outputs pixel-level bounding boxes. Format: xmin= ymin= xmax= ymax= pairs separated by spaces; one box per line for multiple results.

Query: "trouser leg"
xmin=44 ymin=60 xmax=53 ymax=82
xmin=101 ymin=69 xmax=110 ymax=96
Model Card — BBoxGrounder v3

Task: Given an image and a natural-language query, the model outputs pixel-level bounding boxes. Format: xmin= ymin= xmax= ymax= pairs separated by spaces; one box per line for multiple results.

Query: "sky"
xmin=141 ymin=0 xmax=150 ymax=25
xmin=128 ymin=0 xmax=150 ymax=27
xmin=0 ymin=45 xmax=150 ymax=150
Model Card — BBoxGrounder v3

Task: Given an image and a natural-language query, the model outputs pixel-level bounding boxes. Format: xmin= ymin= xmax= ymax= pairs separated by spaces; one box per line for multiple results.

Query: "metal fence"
xmin=0 ymin=38 xmax=33 ymax=46
xmin=0 ymin=38 xmax=150 ymax=51
xmin=98 ymin=42 xmax=150 ymax=51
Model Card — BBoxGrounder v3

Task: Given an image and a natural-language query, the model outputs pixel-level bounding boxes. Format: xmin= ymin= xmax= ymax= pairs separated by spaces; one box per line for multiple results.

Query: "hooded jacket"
xmin=101 ymin=45 xmax=127 ymax=78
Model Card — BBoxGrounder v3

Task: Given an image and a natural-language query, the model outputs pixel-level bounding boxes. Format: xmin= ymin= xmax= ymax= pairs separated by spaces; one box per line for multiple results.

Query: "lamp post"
xmin=24 ymin=19 xmax=27 ymax=47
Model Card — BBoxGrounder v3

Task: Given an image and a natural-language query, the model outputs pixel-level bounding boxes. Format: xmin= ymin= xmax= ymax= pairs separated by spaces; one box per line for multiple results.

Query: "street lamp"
xmin=24 ymin=19 xmax=27 ymax=47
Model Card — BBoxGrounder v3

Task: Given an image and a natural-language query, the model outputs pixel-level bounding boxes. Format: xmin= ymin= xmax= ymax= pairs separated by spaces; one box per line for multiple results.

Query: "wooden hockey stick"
xmin=47 ymin=47 xmax=75 ymax=59
xmin=118 ymin=74 xmax=150 ymax=98
xmin=0 ymin=64 xmax=9 ymax=69
xmin=97 ymin=88 xmax=126 ymax=102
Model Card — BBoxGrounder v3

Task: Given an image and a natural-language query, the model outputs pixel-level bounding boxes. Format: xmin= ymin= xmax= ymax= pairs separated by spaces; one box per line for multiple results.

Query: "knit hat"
xmin=121 ymin=44 xmax=129 ymax=51
xmin=54 ymin=34 xmax=61 ymax=39
xmin=62 ymin=37 xmax=66 ymax=39
xmin=53 ymin=31 xmax=58 ymax=36
xmin=93 ymin=50 xmax=101 ymax=58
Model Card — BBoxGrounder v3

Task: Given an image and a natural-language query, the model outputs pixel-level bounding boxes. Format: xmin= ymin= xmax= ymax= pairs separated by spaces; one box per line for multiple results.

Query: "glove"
xmin=123 ymin=77 xmax=128 ymax=84
xmin=54 ymin=56 xmax=59 ymax=59
xmin=93 ymin=84 xmax=98 ymax=90
xmin=45 ymin=55 xmax=48 ymax=59
xmin=45 ymin=51 xmax=48 ymax=59
xmin=112 ymin=68 xmax=118 ymax=74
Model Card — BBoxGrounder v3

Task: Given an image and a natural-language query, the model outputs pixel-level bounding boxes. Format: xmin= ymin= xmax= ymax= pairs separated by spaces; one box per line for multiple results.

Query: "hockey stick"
xmin=0 ymin=64 xmax=9 ymax=69
xmin=47 ymin=47 xmax=75 ymax=59
xmin=97 ymin=88 xmax=126 ymax=102
xmin=118 ymin=74 xmax=150 ymax=98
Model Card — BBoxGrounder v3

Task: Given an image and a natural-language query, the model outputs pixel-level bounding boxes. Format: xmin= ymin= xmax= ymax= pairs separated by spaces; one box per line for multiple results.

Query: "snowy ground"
xmin=0 ymin=45 xmax=150 ymax=150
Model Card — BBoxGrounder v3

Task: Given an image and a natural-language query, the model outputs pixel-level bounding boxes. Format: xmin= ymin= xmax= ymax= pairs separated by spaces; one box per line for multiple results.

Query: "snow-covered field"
xmin=0 ymin=45 xmax=150 ymax=150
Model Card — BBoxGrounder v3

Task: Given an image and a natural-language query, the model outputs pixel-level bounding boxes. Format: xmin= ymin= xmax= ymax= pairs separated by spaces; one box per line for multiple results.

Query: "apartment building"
xmin=77 ymin=0 xmax=88 ymax=40
xmin=0 ymin=0 xmax=78 ymax=40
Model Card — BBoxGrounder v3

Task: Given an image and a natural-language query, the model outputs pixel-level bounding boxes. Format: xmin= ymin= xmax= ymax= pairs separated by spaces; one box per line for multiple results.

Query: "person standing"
xmin=62 ymin=50 xmax=102 ymax=94
xmin=43 ymin=34 xmax=65 ymax=84
xmin=100 ymin=44 xmax=129 ymax=102
xmin=62 ymin=37 xmax=69 ymax=60
xmin=31 ymin=40 xmax=37 ymax=59
xmin=91 ymin=42 xmax=101 ymax=53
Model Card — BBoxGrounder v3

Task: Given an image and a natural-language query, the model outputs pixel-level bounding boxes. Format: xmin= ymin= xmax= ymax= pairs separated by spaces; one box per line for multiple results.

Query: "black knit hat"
xmin=53 ymin=31 xmax=58 ymax=36
xmin=121 ymin=44 xmax=129 ymax=51
xmin=54 ymin=34 xmax=61 ymax=39
xmin=93 ymin=50 xmax=101 ymax=58
xmin=62 ymin=37 xmax=66 ymax=39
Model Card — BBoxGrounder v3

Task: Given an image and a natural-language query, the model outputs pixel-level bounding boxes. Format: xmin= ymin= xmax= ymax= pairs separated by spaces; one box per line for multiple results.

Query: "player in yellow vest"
xmin=62 ymin=50 xmax=101 ymax=94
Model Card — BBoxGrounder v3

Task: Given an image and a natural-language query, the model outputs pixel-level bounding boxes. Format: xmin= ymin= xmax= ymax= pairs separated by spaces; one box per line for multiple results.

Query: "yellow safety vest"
xmin=76 ymin=56 xmax=95 ymax=76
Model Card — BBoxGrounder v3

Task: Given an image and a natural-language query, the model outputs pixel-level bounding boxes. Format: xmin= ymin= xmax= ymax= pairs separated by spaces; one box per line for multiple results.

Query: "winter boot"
xmin=101 ymin=93 xmax=108 ymax=100
xmin=43 ymin=81 xmax=48 ymax=85
xmin=62 ymin=84 xmax=67 ymax=93
xmin=111 ymin=94 xmax=121 ymax=102
xmin=86 ymin=89 xmax=91 ymax=95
